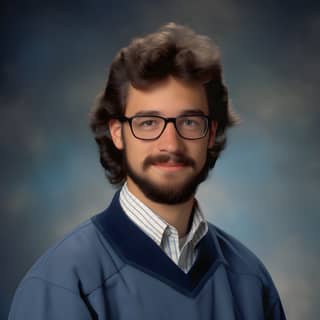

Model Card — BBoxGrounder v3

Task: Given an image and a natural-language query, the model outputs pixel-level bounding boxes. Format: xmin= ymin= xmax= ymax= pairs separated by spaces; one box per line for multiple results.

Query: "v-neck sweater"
xmin=9 ymin=191 xmax=286 ymax=320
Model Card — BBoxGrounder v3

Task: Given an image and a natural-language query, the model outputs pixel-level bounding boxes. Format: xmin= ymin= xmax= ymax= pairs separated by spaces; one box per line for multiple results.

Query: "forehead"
xmin=125 ymin=77 xmax=208 ymax=116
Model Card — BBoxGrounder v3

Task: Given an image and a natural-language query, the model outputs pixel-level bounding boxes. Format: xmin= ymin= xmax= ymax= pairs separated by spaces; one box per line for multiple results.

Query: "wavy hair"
xmin=90 ymin=23 xmax=238 ymax=185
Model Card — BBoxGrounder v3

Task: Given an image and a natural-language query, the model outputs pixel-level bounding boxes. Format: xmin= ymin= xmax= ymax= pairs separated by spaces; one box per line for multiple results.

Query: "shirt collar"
xmin=119 ymin=182 xmax=208 ymax=247
xmin=120 ymin=183 xmax=167 ymax=245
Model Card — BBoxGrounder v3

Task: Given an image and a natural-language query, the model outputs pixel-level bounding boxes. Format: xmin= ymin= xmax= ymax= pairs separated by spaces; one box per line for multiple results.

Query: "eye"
xmin=134 ymin=117 xmax=162 ymax=130
xmin=141 ymin=119 xmax=156 ymax=127
xmin=183 ymin=119 xmax=197 ymax=126
xmin=180 ymin=117 xmax=201 ymax=127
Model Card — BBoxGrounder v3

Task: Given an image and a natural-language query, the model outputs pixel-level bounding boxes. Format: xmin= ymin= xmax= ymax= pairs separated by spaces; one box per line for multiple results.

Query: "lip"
xmin=152 ymin=162 xmax=187 ymax=172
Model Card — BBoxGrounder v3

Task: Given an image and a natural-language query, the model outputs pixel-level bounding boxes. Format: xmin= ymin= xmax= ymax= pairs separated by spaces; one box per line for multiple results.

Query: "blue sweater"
xmin=9 ymin=192 xmax=286 ymax=319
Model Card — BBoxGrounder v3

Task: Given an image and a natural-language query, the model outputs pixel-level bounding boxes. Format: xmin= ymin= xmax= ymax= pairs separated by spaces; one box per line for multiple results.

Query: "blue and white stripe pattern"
xmin=119 ymin=183 xmax=208 ymax=273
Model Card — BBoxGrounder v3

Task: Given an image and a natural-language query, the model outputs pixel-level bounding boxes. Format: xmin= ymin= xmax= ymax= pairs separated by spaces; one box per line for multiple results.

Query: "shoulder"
xmin=207 ymin=223 xmax=286 ymax=319
xmin=208 ymin=223 xmax=278 ymax=291
xmin=19 ymin=218 xmax=122 ymax=296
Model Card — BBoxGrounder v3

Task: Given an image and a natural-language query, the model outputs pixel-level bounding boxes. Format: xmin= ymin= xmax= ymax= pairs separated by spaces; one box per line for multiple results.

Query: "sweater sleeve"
xmin=9 ymin=277 xmax=93 ymax=320
xmin=266 ymin=298 xmax=287 ymax=320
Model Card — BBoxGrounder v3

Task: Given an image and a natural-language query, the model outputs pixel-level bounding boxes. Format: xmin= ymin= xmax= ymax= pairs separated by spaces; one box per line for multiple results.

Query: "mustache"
xmin=143 ymin=153 xmax=195 ymax=169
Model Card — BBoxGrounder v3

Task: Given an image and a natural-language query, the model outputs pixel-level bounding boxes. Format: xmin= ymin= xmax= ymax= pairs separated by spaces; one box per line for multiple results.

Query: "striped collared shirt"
xmin=119 ymin=183 xmax=208 ymax=273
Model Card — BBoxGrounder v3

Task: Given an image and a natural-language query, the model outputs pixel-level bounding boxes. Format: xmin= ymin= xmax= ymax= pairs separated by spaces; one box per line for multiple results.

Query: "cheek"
xmin=190 ymin=142 xmax=209 ymax=165
xmin=123 ymin=136 xmax=151 ymax=163
xmin=199 ymin=150 xmax=208 ymax=167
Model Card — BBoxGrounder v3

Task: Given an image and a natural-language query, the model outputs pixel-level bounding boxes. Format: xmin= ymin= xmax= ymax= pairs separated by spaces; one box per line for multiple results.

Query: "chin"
xmin=125 ymin=157 xmax=210 ymax=204
xmin=128 ymin=173 xmax=201 ymax=205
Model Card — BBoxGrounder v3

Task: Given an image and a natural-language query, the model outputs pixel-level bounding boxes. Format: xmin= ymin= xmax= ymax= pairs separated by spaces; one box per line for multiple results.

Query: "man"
xmin=9 ymin=23 xmax=286 ymax=319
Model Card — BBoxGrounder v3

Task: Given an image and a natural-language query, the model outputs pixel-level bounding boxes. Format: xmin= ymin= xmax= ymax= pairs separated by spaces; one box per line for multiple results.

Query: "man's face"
xmin=109 ymin=76 xmax=216 ymax=204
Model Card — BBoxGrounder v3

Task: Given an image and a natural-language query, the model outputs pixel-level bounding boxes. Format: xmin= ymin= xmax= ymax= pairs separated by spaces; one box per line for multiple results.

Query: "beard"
xmin=124 ymin=151 xmax=209 ymax=205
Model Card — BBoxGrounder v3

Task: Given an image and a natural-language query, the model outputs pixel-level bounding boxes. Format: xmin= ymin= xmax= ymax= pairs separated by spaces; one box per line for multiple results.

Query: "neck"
xmin=126 ymin=179 xmax=195 ymax=237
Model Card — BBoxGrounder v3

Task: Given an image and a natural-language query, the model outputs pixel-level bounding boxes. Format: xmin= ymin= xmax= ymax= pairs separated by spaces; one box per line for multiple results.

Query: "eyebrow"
xmin=133 ymin=109 xmax=207 ymax=117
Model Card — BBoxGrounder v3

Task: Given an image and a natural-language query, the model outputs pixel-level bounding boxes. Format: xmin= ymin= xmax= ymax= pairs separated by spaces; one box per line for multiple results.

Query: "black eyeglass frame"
xmin=117 ymin=114 xmax=211 ymax=141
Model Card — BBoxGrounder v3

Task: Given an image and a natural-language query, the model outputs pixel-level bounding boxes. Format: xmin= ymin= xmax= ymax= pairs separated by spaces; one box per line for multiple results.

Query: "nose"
xmin=157 ymin=122 xmax=183 ymax=152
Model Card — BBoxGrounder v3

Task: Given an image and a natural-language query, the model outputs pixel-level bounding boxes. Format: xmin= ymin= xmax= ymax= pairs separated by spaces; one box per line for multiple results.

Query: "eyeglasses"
xmin=117 ymin=114 xmax=210 ymax=140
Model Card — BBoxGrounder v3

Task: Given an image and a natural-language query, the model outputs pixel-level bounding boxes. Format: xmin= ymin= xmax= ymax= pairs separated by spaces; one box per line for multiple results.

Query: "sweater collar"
xmin=92 ymin=190 xmax=228 ymax=297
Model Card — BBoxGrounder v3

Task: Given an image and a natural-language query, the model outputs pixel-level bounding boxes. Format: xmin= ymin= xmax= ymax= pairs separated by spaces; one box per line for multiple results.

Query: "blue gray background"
xmin=1 ymin=1 xmax=319 ymax=319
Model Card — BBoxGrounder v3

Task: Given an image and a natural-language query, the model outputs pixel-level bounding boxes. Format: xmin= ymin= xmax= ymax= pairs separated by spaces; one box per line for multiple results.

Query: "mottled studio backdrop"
xmin=1 ymin=1 xmax=319 ymax=319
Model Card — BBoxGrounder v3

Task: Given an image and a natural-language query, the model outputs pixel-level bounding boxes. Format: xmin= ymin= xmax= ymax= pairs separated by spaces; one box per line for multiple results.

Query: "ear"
xmin=108 ymin=119 xmax=124 ymax=150
xmin=208 ymin=121 xmax=217 ymax=148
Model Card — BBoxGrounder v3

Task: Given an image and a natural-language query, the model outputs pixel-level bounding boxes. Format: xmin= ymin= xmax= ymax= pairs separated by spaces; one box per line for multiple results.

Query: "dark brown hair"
xmin=90 ymin=22 xmax=238 ymax=185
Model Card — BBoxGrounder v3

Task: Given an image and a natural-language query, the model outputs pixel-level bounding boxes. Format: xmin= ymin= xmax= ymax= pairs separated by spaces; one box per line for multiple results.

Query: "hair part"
xmin=90 ymin=22 xmax=239 ymax=186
